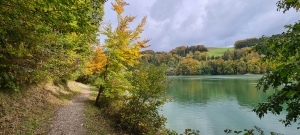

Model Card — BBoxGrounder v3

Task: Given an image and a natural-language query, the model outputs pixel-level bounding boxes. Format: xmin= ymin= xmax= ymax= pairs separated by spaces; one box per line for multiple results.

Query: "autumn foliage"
xmin=140 ymin=45 xmax=269 ymax=76
xmin=86 ymin=46 xmax=107 ymax=75
xmin=86 ymin=0 xmax=170 ymax=134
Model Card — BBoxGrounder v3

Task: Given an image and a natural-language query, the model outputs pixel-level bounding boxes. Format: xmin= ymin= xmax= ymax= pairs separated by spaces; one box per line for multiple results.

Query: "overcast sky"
xmin=100 ymin=0 xmax=299 ymax=51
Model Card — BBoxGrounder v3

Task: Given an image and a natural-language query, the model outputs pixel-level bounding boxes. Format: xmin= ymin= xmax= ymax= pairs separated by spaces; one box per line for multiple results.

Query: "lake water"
xmin=160 ymin=75 xmax=299 ymax=135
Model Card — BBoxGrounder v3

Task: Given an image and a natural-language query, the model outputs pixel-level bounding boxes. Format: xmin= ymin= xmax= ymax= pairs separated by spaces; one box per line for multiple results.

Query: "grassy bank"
xmin=0 ymin=81 xmax=83 ymax=135
xmin=207 ymin=47 xmax=234 ymax=56
xmin=84 ymin=86 xmax=123 ymax=135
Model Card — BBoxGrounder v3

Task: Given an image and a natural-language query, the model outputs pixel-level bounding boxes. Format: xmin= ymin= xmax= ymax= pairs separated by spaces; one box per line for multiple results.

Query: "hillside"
xmin=140 ymin=45 xmax=265 ymax=75
xmin=207 ymin=47 xmax=234 ymax=56
xmin=0 ymin=81 xmax=83 ymax=134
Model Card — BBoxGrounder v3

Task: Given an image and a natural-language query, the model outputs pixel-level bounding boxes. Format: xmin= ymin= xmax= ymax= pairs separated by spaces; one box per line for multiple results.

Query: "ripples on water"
xmin=160 ymin=75 xmax=299 ymax=135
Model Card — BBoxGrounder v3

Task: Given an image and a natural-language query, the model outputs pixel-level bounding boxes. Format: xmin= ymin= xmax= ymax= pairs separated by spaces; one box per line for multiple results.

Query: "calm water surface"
xmin=160 ymin=75 xmax=298 ymax=135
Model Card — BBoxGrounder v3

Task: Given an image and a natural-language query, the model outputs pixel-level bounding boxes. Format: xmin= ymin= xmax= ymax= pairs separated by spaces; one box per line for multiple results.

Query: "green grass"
xmin=84 ymin=86 xmax=122 ymax=135
xmin=207 ymin=47 xmax=234 ymax=56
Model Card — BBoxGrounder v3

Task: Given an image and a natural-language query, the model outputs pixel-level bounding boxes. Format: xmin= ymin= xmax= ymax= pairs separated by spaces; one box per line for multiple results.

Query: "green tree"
xmin=253 ymin=0 xmax=300 ymax=127
xmin=120 ymin=63 xmax=171 ymax=134
xmin=234 ymin=38 xmax=260 ymax=49
xmin=0 ymin=0 xmax=106 ymax=90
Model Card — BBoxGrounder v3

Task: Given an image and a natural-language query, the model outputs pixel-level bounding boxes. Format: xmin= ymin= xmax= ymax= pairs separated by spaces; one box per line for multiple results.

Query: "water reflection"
xmin=161 ymin=75 xmax=298 ymax=135
xmin=167 ymin=75 xmax=273 ymax=108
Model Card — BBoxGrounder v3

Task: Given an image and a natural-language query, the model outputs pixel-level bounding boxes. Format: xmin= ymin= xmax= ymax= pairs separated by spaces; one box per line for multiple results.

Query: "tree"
xmin=88 ymin=0 xmax=149 ymax=106
xmin=234 ymin=38 xmax=259 ymax=49
xmin=175 ymin=58 xmax=201 ymax=75
xmin=87 ymin=1 xmax=173 ymax=134
xmin=170 ymin=46 xmax=187 ymax=57
xmin=0 ymin=0 xmax=106 ymax=90
xmin=252 ymin=0 xmax=300 ymax=127
xmin=120 ymin=63 xmax=171 ymax=134
xmin=222 ymin=50 xmax=234 ymax=61
xmin=86 ymin=45 xmax=107 ymax=75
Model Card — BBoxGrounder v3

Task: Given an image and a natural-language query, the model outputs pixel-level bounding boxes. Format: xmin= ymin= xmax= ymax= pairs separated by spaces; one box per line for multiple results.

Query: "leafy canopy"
xmin=87 ymin=1 xmax=172 ymax=134
xmin=87 ymin=0 xmax=149 ymax=100
xmin=0 ymin=0 xmax=106 ymax=90
xmin=252 ymin=0 xmax=300 ymax=127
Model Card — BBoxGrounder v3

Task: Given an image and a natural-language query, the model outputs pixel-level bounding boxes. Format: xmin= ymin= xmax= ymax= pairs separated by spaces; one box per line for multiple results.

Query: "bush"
xmin=118 ymin=63 xmax=171 ymax=134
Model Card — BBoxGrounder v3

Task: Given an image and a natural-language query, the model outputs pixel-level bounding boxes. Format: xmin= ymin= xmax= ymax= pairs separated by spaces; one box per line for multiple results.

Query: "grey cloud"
xmin=149 ymin=0 xmax=183 ymax=22
xmin=183 ymin=0 xmax=298 ymax=47
xmin=102 ymin=0 xmax=299 ymax=51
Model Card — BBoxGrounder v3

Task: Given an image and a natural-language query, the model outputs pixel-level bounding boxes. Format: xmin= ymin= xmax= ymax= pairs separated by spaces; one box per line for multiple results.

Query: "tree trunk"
xmin=95 ymin=64 xmax=108 ymax=106
xmin=95 ymin=84 xmax=104 ymax=106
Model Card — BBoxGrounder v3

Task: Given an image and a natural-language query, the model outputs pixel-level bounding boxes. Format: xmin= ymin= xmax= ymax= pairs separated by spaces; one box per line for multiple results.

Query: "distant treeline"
xmin=142 ymin=45 xmax=208 ymax=57
xmin=234 ymin=34 xmax=283 ymax=49
xmin=234 ymin=38 xmax=260 ymax=49
xmin=140 ymin=41 xmax=274 ymax=76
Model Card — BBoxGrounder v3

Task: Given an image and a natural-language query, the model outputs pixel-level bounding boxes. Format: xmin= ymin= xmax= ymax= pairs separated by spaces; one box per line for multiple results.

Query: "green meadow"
xmin=207 ymin=47 xmax=234 ymax=56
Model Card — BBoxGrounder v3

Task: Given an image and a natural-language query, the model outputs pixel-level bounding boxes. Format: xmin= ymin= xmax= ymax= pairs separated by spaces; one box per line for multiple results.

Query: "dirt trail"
xmin=48 ymin=83 xmax=90 ymax=135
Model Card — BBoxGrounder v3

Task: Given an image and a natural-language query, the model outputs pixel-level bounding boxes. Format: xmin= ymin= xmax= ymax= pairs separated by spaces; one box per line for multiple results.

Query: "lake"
xmin=160 ymin=75 xmax=299 ymax=135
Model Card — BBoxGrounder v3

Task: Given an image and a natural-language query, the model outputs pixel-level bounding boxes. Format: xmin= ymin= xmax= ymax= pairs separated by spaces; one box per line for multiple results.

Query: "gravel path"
xmin=48 ymin=83 xmax=90 ymax=135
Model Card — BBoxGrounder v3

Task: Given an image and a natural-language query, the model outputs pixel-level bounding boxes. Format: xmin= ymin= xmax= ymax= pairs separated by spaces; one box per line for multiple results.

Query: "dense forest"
xmin=140 ymin=43 xmax=270 ymax=76
xmin=0 ymin=0 xmax=107 ymax=91
xmin=140 ymin=33 xmax=287 ymax=76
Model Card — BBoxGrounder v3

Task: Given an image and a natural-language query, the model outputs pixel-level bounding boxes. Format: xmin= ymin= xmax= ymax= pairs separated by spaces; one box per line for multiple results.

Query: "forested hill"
xmin=140 ymin=38 xmax=275 ymax=76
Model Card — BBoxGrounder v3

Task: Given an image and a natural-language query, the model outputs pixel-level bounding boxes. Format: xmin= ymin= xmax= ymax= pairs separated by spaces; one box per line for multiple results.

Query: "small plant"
xmin=22 ymin=119 xmax=39 ymax=135
xmin=183 ymin=128 xmax=200 ymax=135
xmin=224 ymin=126 xmax=284 ymax=135
xmin=165 ymin=128 xmax=200 ymax=135
xmin=224 ymin=129 xmax=253 ymax=135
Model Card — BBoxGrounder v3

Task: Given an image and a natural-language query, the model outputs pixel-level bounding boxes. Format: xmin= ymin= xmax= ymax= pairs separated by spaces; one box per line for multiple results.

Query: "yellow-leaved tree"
xmin=88 ymin=0 xmax=149 ymax=106
xmin=87 ymin=1 xmax=173 ymax=134
xmin=86 ymin=45 xmax=107 ymax=75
